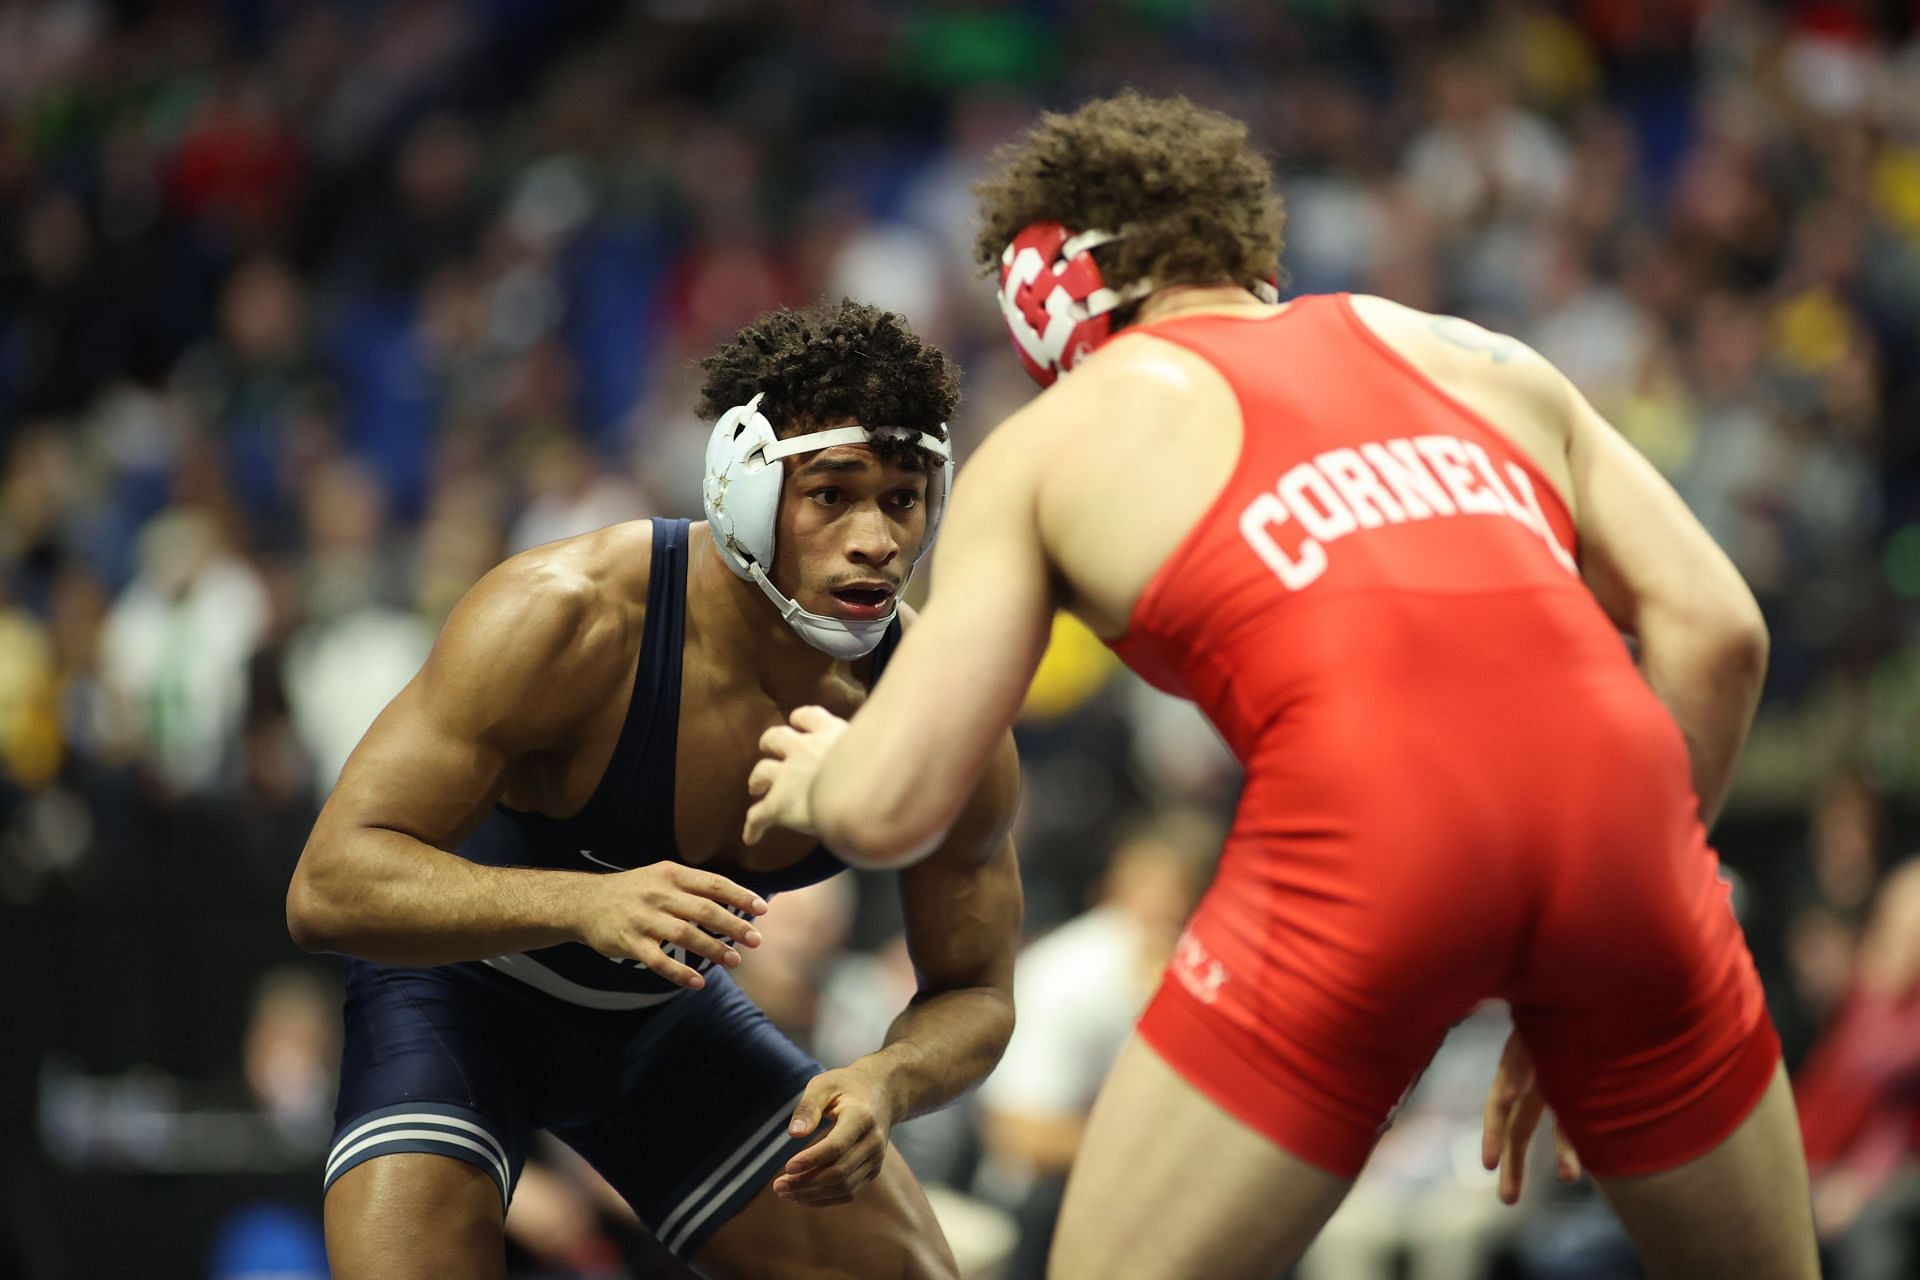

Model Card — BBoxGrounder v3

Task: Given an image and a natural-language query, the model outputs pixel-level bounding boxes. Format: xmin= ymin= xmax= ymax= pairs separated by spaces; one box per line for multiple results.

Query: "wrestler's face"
xmin=770 ymin=437 xmax=930 ymax=624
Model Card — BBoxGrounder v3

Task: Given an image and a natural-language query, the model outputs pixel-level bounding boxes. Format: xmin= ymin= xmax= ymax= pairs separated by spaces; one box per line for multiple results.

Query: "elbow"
xmin=1716 ymin=600 xmax=1769 ymax=691
xmin=820 ymin=805 xmax=951 ymax=872
xmin=812 ymin=764 xmax=954 ymax=871
xmin=285 ymin=864 xmax=339 ymax=954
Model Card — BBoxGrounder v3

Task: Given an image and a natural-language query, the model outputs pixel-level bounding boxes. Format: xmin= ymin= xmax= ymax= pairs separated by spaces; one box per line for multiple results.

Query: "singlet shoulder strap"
xmin=866 ymin=615 xmax=906 ymax=683
xmin=590 ymin=517 xmax=691 ymax=805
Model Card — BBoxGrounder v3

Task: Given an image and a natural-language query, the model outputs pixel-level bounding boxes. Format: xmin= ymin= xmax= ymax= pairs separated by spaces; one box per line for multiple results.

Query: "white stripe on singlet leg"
xmin=663 ymin=1121 xmax=804 ymax=1256
xmin=327 ymin=1110 xmax=511 ymax=1181
xmin=654 ymin=1089 xmax=806 ymax=1246
xmin=325 ymin=1128 xmax=512 ymax=1206
xmin=326 ymin=1112 xmax=512 ymax=1199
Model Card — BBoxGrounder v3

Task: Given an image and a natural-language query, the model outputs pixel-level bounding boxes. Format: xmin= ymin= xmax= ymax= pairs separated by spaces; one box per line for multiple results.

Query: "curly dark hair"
xmin=697 ymin=300 xmax=957 ymax=470
xmin=972 ymin=91 xmax=1285 ymax=306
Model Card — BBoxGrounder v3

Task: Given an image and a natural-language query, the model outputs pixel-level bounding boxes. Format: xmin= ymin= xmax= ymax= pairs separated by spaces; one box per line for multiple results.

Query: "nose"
xmin=844 ymin=501 xmax=900 ymax=568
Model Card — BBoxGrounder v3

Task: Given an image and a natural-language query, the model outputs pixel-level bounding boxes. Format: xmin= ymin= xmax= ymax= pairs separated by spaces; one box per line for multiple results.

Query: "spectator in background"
xmin=1796 ymin=858 xmax=1920 ymax=1280
xmin=242 ymin=965 xmax=341 ymax=1149
xmin=972 ymin=811 xmax=1219 ymax=1279
xmin=101 ymin=505 xmax=267 ymax=796
xmin=1784 ymin=772 xmax=1890 ymax=1057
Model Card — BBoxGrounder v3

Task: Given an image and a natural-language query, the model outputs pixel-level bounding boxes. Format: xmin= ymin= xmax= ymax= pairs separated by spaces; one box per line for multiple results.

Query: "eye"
xmin=890 ymin=490 xmax=921 ymax=511
xmin=808 ymin=487 xmax=843 ymax=507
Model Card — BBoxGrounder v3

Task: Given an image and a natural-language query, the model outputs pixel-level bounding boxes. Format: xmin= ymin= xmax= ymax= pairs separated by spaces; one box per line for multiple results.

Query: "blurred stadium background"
xmin=4 ymin=0 xmax=1920 ymax=1276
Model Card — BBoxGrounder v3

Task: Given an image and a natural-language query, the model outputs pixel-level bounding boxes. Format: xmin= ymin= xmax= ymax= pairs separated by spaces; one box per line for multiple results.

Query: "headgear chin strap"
xmin=702 ymin=392 xmax=954 ymax=660
xmin=998 ymin=221 xmax=1282 ymax=388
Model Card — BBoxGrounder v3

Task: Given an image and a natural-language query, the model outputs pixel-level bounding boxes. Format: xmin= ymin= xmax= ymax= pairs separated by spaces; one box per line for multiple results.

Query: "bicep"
xmin=307 ymin=570 xmax=598 ymax=852
xmin=312 ymin=673 xmax=512 ymax=851
xmin=1567 ymin=390 xmax=1760 ymax=639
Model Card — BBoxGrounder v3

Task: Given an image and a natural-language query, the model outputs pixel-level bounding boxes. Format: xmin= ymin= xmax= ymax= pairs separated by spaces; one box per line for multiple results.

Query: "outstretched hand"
xmin=1481 ymin=1028 xmax=1582 ymax=1205
xmin=743 ymin=705 xmax=849 ymax=845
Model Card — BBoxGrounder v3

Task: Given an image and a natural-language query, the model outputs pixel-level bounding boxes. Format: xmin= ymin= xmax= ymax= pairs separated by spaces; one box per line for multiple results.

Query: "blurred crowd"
xmin=5 ymin=0 xmax=1920 ymax=1276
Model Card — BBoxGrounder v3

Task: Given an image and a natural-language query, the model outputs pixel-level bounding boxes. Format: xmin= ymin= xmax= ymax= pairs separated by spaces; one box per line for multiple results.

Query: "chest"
xmin=670 ymin=665 xmax=869 ymax=874
xmin=506 ymin=651 xmax=872 ymax=877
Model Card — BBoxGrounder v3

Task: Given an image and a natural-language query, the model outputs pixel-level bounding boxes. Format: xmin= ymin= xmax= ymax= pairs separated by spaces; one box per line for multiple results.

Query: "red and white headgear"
xmin=997 ymin=221 xmax=1281 ymax=388
xmin=996 ymin=222 xmax=1152 ymax=388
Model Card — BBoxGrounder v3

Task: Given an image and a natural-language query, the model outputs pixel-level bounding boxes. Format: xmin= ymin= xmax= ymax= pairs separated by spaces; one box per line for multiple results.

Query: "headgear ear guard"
xmin=997 ymin=221 xmax=1282 ymax=388
xmin=702 ymin=392 xmax=955 ymax=660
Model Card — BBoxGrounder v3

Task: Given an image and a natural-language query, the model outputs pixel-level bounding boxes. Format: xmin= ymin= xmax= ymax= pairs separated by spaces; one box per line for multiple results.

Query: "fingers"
xmin=652 ymin=919 xmax=740 ymax=971
xmin=777 ymin=1129 xmax=885 ymax=1205
xmin=788 ymin=1079 xmax=832 ymax=1140
xmin=747 ymin=757 xmax=779 ymax=800
xmin=784 ymin=1117 xmax=863 ymax=1174
xmin=758 ymin=725 xmax=800 ymax=759
xmin=777 ymin=1155 xmax=880 ymax=1206
xmin=1553 ymin=1124 xmax=1582 ymax=1184
xmin=667 ymin=865 xmax=768 ymax=917
xmin=742 ymin=798 xmax=772 ymax=847
xmin=788 ymin=705 xmax=840 ymax=732
xmin=1481 ymin=1032 xmax=1530 ymax=1171
xmin=678 ymin=897 xmax=763 ymax=949
xmin=1499 ymin=1089 xmax=1546 ymax=1205
xmin=1480 ymin=1072 xmax=1515 ymax=1173
xmin=634 ymin=940 xmax=706 ymax=990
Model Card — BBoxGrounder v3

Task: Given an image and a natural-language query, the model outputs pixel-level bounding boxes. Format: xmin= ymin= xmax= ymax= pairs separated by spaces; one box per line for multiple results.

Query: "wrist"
xmin=542 ymin=870 xmax=596 ymax=945
xmin=849 ymin=1048 xmax=913 ymax=1123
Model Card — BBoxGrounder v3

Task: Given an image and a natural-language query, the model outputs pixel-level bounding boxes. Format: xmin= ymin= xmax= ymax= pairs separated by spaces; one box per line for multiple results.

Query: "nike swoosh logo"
xmin=579 ymin=849 xmax=629 ymax=871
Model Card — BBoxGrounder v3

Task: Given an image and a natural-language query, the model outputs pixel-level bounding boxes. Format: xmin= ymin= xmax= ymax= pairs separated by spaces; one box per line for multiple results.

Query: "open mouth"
xmin=829 ymin=585 xmax=895 ymax=618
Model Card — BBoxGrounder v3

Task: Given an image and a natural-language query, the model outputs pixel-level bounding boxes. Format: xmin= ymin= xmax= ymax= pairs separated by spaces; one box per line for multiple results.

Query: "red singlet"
xmin=1111 ymin=295 xmax=1778 ymax=1179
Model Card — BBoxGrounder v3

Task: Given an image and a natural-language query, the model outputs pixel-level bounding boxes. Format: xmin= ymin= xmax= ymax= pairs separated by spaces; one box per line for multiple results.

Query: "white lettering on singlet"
xmin=1236 ymin=433 xmax=1577 ymax=592
xmin=1413 ymin=436 xmax=1507 ymax=515
xmin=1275 ymin=463 xmax=1356 ymax=542
xmin=1240 ymin=492 xmax=1328 ymax=590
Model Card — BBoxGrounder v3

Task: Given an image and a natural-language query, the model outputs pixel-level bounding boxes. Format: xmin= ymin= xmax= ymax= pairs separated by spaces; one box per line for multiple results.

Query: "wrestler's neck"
xmin=1130 ymin=283 xmax=1281 ymax=327
xmin=686 ymin=525 xmax=855 ymax=688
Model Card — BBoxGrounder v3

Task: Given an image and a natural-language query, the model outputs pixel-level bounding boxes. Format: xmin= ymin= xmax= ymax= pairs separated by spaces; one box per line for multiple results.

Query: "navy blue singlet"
xmin=458 ymin=517 xmax=896 ymax=1008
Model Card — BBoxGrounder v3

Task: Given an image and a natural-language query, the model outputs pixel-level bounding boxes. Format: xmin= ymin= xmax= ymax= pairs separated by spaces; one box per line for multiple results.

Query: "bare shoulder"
xmin=1348 ymin=293 xmax=1569 ymax=415
xmin=1034 ymin=331 xmax=1233 ymax=437
xmin=981 ymin=330 xmax=1234 ymax=500
xmin=422 ymin=520 xmax=655 ymax=746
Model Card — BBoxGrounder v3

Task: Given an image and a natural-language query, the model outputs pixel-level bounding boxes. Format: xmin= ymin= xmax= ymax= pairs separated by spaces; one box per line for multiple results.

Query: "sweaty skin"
xmin=291 ymin=441 xmax=1021 ymax=1279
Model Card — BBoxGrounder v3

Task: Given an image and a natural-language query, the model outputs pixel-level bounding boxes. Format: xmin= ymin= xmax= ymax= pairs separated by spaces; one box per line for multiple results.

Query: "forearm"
xmin=288 ymin=828 xmax=592 ymax=965
xmin=1636 ymin=621 xmax=1768 ymax=828
xmin=811 ymin=733 xmax=965 ymax=871
xmin=852 ymin=984 xmax=1016 ymax=1123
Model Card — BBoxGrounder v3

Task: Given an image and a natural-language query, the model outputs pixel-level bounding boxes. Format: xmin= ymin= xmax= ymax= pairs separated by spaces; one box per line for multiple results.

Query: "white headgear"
xmin=702 ymin=392 xmax=954 ymax=659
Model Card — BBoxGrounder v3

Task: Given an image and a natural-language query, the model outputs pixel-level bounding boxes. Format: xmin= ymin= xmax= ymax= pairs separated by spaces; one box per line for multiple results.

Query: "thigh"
xmin=1513 ymin=825 xmax=1782 ymax=1179
xmin=327 ymin=1153 xmax=506 ymax=1280
xmin=325 ymin=962 xmax=532 ymax=1211
xmin=1593 ymin=1063 xmax=1818 ymax=1280
xmin=692 ymin=1142 xmax=958 ymax=1280
xmin=1050 ymin=1034 xmax=1354 ymax=1280
xmin=550 ymin=969 xmax=824 ymax=1263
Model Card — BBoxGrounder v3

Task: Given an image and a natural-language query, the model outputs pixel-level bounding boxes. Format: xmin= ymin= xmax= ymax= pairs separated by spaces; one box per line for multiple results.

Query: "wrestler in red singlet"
xmin=748 ymin=91 xmax=1816 ymax=1280
xmin=1115 ymin=294 xmax=1777 ymax=1180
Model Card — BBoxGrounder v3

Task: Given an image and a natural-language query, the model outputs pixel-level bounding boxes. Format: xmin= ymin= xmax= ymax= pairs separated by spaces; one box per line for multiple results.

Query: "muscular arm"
xmin=855 ymin=735 xmax=1024 ymax=1122
xmin=810 ymin=426 xmax=1055 ymax=866
xmin=286 ymin=559 xmax=621 ymax=965
xmin=1563 ymin=379 xmax=1768 ymax=827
